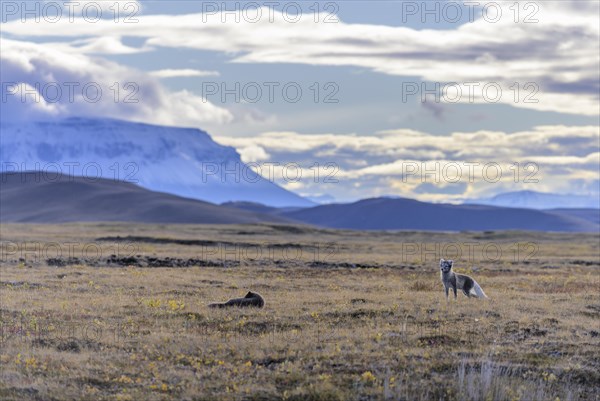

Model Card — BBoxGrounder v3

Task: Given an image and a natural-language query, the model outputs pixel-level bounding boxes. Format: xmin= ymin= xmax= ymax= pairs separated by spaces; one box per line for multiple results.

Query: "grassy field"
xmin=1 ymin=223 xmax=599 ymax=401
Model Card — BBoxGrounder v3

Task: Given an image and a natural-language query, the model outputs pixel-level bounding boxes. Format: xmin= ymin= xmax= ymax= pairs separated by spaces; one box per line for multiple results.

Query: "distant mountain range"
xmin=1 ymin=173 xmax=597 ymax=232
xmin=279 ymin=197 xmax=599 ymax=232
xmin=0 ymin=118 xmax=314 ymax=207
xmin=4 ymin=118 xmax=594 ymax=213
xmin=463 ymin=190 xmax=599 ymax=210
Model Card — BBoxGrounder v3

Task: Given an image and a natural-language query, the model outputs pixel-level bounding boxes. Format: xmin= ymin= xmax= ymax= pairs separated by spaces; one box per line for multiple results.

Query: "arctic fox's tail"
xmin=470 ymin=280 xmax=488 ymax=299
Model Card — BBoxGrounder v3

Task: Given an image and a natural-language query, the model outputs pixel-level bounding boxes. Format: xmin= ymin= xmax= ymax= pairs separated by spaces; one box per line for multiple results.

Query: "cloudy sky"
xmin=2 ymin=1 xmax=598 ymax=202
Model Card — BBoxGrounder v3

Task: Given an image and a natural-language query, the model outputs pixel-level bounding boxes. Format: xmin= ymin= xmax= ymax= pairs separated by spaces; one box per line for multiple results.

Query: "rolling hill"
xmin=0 ymin=172 xmax=293 ymax=224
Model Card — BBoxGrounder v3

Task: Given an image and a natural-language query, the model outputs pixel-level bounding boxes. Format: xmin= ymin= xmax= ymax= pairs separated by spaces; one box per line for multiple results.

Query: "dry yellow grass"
xmin=1 ymin=223 xmax=599 ymax=400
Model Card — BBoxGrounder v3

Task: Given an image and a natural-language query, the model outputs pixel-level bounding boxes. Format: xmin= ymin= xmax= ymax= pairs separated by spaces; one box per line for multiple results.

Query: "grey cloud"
xmin=421 ymin=102 xmax=446 ymax=121
xmin=541 ymin=77 xmax=600 ymax=97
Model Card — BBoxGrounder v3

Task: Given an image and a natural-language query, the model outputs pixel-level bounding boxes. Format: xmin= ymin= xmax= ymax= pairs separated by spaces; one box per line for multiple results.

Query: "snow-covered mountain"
xmin=464 ymin=190 xmax=599 ymax=210
xmin=0 ymin=118 xmax=314 ymax=207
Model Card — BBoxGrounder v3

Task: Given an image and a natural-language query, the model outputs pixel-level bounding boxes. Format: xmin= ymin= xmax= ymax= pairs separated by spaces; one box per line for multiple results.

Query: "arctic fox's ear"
xmin=440 ymin=258 xmax=445 ymax=265
xmin=245 ymin=291 xmax=253 ymax=298
xmin=448 ymin=260 xmax=453 ymax=266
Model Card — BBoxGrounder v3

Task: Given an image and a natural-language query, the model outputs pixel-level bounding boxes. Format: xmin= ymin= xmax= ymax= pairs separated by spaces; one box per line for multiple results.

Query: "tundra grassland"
xmin=1 ymin=223 xmax=599 ymax=401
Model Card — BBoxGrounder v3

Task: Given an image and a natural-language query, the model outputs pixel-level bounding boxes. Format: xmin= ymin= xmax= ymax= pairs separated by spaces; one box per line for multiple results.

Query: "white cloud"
xmin=0 ymin=38 xmax=232 ymax=127
xmin=217 ymin=125 xmax=599 ymax=161
xmin=44 ymin=0 xmax=142 ymax=16
xmin=216 ymin=125 xmax=600 ymax=202
xmin=67 ymin=36 xmax=151 ymax=54
xmin=5 ymin=2 xmax=598 ymax=116
xmin=150 ymin=69 xmax=220 ymax=78
xmin=237 ymin=145 xmax=271 ymax=163
xmin=2 ymin=83 xmax=65 ymax=119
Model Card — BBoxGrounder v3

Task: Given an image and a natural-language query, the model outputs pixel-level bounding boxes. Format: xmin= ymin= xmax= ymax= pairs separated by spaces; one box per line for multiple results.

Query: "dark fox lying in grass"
xmin=440 ymin=259 xmax=488 ymax=300
xmin=208 ymin=291 xmax=265 ymax=308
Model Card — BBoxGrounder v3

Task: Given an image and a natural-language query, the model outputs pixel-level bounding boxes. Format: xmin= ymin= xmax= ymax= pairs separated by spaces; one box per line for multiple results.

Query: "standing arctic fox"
xmin=440 ymin=259 xmax=488 ymax=300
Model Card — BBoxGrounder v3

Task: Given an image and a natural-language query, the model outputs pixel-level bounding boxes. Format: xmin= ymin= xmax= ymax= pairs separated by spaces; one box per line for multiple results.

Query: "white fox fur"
xmin=439 ymin=259 xmax=488 ymax=299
